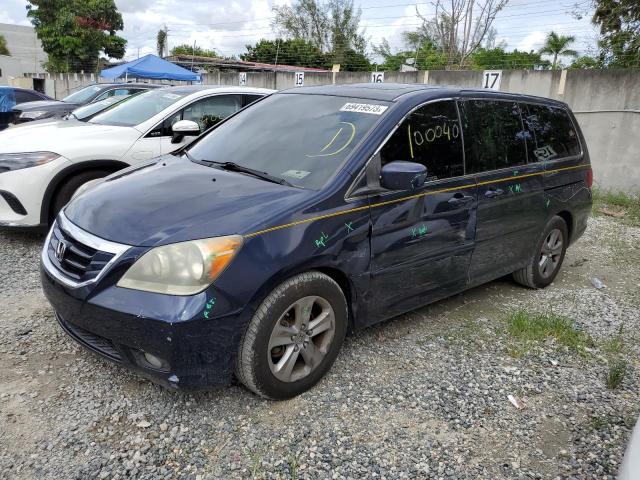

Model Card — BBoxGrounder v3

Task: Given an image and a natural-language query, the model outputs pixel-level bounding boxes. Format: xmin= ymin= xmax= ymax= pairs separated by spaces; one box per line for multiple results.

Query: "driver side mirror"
xmin=380 ymin=161 xmax=428 ymax=191
xmin=171 ymin=119 xmax=200 ymax=144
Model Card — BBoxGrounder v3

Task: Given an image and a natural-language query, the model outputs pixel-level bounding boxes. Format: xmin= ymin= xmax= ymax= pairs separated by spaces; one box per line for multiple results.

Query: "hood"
xmin=0 ymin=119 xmax=140 ymax=158
xmin=64 ymin=156 xmax=317 ymax=246
xmin=13 ymin=100 xmax=76 ymax=112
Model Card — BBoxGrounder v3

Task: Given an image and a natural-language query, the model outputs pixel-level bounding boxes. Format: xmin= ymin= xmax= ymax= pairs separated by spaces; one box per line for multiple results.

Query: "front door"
xmin=367 ymin=99 xmax=477 ymax=323
xmin=458 ymin=99 xmax=545 ymax=285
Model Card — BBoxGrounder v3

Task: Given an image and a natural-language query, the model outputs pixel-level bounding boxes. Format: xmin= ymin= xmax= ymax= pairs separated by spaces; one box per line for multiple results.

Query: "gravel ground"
xmin=0 ymin=215 xmax=638 ymax=479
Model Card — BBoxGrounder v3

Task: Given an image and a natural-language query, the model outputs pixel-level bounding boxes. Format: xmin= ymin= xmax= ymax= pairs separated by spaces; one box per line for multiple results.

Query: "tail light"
xmin=586 ymin=168 xmax=593 ymax=188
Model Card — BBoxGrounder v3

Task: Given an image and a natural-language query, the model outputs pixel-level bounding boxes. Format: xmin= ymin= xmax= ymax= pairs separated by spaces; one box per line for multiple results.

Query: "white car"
xmin=0 ymin=85 xmax=273 ymax=228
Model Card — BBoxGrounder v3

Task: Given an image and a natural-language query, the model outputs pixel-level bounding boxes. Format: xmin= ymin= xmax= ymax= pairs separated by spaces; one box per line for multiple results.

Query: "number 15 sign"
xmin=482 ymin=70 xmax=502 ymax=90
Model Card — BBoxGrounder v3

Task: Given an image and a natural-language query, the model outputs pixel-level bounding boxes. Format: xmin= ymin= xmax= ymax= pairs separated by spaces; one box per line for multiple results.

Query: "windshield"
xmin=90 ymin=89 xmax=187 ymax=127
xmin=70 ymin=96 xmax=130 ymax=121
xmin=62 ymin=85 xmax=102 ymax=103
xmin=188 ymin=94 xmax=389 ymax=189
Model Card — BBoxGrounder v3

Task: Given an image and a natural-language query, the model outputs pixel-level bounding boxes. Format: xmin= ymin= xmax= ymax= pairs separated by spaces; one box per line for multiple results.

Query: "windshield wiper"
xmin=196 ymin=159 xmax=293 ymax=187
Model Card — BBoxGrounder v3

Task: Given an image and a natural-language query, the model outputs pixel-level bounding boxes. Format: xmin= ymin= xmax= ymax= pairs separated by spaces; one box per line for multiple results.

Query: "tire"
xmin=236 ymin=271 xmax=348 ymax=400
xmin=513 ymin=215 xmax=568 ymax=289
xmin=51 ymin=170 xmax=111 ymax=222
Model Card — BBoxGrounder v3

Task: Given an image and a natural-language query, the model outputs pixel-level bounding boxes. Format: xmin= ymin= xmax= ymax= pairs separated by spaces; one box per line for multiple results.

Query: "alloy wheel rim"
xmin=538 ymin=228 xmax=563 ymax=278
xmin=267 ymin=296 xmax=335 ymax=383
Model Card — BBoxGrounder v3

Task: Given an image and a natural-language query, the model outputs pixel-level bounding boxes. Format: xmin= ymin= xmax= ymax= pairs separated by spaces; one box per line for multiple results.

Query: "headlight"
xmin=117 ymin=235 xmax=243 ymax=295
xmin=19 ymin=110 xmax=49 ymax=119
xmin=0 ymin=152 xmax=60 ymax=171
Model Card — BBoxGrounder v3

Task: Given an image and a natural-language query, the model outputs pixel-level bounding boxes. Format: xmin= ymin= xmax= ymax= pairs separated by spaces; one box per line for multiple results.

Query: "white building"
xmin=0 ymin=23 xmax=48 ymax=75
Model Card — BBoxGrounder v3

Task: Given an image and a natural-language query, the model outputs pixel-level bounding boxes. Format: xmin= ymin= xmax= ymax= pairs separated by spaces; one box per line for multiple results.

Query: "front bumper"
xmin=0 ymin=155 xmax=70 ymax=227
xmin=39 ymin=216 xmax=251 ymax=390
xmin=41 ymin=263 xmax=248 ymax=390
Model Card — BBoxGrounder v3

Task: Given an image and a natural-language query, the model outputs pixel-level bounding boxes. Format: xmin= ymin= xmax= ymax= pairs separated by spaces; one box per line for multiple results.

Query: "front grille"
xmin=56 ymin=314 xmax=122 ymax=361
xmin=47 ymin=223 xmax=115 ymax=283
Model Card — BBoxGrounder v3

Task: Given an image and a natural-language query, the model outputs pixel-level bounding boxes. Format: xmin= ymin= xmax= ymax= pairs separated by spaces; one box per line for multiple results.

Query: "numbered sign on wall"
xmin=482 ymin=70 xmax=502 ymax=90
xmin=371 ymin=72 xmax=384 ymax=83
xmin=295 ymin=72 xmax=305 ymax=87
xmin=239 ymin=72 xmax=247 ymax=86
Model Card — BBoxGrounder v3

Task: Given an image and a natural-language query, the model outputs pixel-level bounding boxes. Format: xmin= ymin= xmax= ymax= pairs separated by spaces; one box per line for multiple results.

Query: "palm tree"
xmin=157 ymin=27 xmax=167 ymax=58
xmin=0 ymin=34 xmax=10 ymax=56
xmin=539 ymin=31 xmax=578 ymax=69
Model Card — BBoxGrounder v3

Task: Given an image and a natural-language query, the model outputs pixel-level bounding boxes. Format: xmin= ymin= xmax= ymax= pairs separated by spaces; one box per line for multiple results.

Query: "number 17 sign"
xmin=482 ymin=70 xmax=502 ymax=90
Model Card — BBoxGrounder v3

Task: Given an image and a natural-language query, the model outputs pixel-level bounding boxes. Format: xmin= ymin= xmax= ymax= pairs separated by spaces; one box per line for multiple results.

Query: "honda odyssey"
xmin=40 ymin=83 xmax=592 ymax=399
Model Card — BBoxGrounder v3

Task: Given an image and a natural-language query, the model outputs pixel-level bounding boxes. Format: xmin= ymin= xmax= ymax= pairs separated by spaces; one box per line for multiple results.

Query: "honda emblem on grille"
xmin=55 ymin=240 xmax=67 ymax=262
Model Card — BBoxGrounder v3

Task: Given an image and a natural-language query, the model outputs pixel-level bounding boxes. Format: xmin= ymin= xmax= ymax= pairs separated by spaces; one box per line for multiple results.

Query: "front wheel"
xmin=236 ymin=271 xmax=348 ymax=399
xmin=513 ymin=215 xmax=568 ymax=289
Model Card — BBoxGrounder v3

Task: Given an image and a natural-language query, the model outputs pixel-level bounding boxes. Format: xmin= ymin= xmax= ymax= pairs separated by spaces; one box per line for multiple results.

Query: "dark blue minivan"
xmin=40 ymin=84 xmax=592 ymax=399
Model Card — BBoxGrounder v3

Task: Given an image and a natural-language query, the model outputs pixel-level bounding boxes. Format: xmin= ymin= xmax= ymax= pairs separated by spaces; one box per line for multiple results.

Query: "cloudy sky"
xmin=1 ymin=0 xmax=599 ymax=64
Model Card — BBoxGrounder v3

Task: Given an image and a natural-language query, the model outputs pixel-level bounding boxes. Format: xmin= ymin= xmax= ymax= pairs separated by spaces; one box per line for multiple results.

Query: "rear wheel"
xmin=51 ymin=170 xmax=110 ymax=222
xmin=236 ymin=271 xmax=348 ymax=399
xmin=513 ymin=215 xmax=568 ymax=289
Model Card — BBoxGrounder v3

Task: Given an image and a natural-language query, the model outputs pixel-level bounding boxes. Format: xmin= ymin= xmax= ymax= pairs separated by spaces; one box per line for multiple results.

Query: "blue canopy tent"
xmin=100 ymin=54 xmax=200 ymax=82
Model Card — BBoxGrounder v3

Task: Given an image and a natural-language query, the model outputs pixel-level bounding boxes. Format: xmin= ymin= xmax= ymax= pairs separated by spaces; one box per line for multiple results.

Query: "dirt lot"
xmin=0 ymin=214 xmax=638 ymax=479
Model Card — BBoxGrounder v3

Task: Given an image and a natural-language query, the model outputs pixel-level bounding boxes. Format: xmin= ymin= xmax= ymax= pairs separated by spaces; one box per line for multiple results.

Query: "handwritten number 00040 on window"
xmin=410 ymin=122 xmax=459 ymax=148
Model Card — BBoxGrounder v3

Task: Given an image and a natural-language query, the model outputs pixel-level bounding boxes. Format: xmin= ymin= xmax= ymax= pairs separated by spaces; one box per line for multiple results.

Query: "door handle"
xmin=484 ymin=188 xmax=504 ymax=198
xmin=448 ymin=193 xmax=474 ymax=206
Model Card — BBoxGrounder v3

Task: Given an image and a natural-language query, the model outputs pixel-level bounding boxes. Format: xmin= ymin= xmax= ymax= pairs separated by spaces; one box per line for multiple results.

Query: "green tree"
xmin=241 ymin=38 xmax=329 ymax=68
xmin=593 ymin=0 xmax=640 ymax=67
xmin=471 ymin=47 xmax=550 ymax=69
xmin=539 ymin=31 xmax=578 ymax=69
xmin=569 ymin=55 xmax=601 ymax=69
xmin=170 ymin=44 xmax=218 ymax=58
xmin=26 ymin=0 xmax=126 ymax=73
xmin=272 ymin=0 xmax=370 ymax=70
xmin=157 ymin=27 xmax=167 ymax=57
xmin=0 ymin=34 xmax=9 ymax=55
xmin=373 ymin=38 xmax=447 ymax=71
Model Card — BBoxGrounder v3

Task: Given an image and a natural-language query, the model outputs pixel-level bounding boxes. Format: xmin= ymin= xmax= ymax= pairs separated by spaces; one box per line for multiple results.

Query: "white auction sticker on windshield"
xmin=162 ymin=93 xmax=181 ymax=100
xmin=340 ymin=103 xmax=388 ymax=115
xmin=282 ymin=169 xmax=310 ymax=179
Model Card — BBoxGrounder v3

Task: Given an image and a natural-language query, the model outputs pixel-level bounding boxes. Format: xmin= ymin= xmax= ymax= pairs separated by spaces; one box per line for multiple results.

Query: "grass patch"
xmin=601 ymin=326 xmax=625 ymax=356
xmin=506 ymin=310 xmax=594 ymax=355
xmin=605 ymin=360 xmax=628 ymax=390
xmin=592 ymin=187 xmax=640 ymax=226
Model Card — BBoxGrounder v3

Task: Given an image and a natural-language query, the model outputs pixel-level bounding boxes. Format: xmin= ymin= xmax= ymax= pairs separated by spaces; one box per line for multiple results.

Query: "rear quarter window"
xmin=522 ymin=104 xmax=581 ymax=161
xmin=458 ymin=99 xmax=527 ymax=173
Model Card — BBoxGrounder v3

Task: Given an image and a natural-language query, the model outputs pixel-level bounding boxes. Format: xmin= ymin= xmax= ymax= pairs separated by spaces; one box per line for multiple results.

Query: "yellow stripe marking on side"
xmin=244 ymin=164 xmax=589 ymax=239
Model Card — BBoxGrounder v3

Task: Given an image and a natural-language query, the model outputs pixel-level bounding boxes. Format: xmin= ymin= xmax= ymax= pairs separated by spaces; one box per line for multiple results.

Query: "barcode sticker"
xmin=340 ymin=103 xmax=388 ymax=115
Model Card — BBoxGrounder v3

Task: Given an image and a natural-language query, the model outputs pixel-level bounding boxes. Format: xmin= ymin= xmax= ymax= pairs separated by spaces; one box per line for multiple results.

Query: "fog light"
xmin=144 ymin=352 xmax=164 ymax=369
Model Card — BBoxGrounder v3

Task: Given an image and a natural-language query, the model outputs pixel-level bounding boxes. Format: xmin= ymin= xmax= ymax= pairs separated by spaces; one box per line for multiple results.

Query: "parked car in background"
xmin=66 ymin=94 xmax=138 ymax=122
xmin=9 ymin=94 xmax=138 ymax=129
xmin=11 ymin=82 xmax=160 ymax=124
xmin=0 ymin=85 xmax=273 ymax=228
xmin=39 ymin=84 xmax=593 ymax=399
xmin=0 ymin=86 xmax=52 ymax=131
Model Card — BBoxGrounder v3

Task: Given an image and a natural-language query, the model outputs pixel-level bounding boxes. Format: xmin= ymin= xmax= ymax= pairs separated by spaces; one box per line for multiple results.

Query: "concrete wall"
xmin=0 ymin=55 xmax=24 ymax=86
xmin=19 ymin=68 xmax=640 ymax=191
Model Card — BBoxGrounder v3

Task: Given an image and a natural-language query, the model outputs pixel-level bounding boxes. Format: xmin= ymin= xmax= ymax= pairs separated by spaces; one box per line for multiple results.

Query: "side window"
xmin=112 ymin=88 xmax=130 ymax=96
xmin=14 ymin=91 xmax=41 ymax=103
xmin=379 ymin=100 xmax=464 ymax=181
xmin=146 ymin=95 xmax=244 ymax=138
xmin=522 ymin=104 xmax=580 ymax=161
xmin=243 ymin=94 xmax=263 ymax=106
xmin=459 ymin=100 xmax=527 ymax=173
xmin=182 ymin=95 xmax=242 ymax=131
